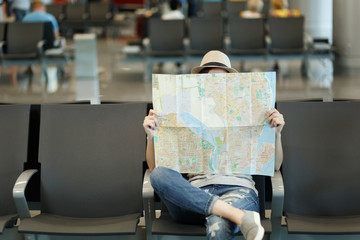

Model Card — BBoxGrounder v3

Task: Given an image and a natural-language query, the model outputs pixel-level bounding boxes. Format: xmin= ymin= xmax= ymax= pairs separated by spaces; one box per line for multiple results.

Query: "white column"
xmin=289 ymin=0 xmax=333 ymax=44
xmin=74 ymin=33 xmax=98 ymax=78
xmin=333 ymin=0 xmax=360 ymax=68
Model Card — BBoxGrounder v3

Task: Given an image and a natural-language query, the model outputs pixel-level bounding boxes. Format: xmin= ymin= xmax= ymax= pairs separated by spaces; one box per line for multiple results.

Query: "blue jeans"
xmin=150 ymin=167 xmax=260 ymax=240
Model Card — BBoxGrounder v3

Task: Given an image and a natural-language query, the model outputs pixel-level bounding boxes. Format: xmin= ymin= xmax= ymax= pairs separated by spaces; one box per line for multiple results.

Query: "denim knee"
xmin=150 ymin=166 xmax=179 ymax=194
xmin=206 ymin=214 xmax=237 ymax=240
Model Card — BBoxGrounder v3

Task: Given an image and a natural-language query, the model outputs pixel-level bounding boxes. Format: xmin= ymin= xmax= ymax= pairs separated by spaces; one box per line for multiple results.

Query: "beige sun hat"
xmin=191 ymin=50 xmax=238 ymax=73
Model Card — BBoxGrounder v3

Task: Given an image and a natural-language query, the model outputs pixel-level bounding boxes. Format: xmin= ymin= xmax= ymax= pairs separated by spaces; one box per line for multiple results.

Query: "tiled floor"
xmin=0 ymin=35 xmax=359 ymax=104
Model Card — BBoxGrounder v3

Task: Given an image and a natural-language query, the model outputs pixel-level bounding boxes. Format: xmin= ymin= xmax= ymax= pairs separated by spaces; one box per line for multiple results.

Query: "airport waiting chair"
xmin=277 ymin=101 xmax=360 ymax=239
xmin=227 ymin=17 xmax=267 ymax=65
xmin=0 ymin=22 xmax=48 ymax=80
xmin=188 ymin=17 xmax=225 ymax=57
xmin=225 ymin=0 xmax=246 ymax=18
xmin=199 ymin=1 xmax=223 ymax=18
xmin=87 ymin=2 xmax=113 ymax=26
xmin=267 ymin=16 xmax=305 ymax=57
xmin=0 ymin=105 xmax=37 ymax=239
xmin=143 ymin=18 xmax=186 ymax=81
xmin=14 ymin=103 xmax=147 ymax=239
xmin=62 ymin=3 xmax=87 ymax=31
xmin=143 ymin=171 xmax=283 ymax=239
xmin=46 ymin=4 xmax=65 ymax=25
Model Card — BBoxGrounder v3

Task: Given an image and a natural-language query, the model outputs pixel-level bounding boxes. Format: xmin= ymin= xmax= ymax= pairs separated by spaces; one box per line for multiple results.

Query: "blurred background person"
xmin=11 ymin=0 xmax=31 ymax=21
xmin=269 ymin=0 xmax=300 ymax=17
xmin=23 ymin=0 xmax=60 ymax=38
xmin=162 ymin=0 xmax=184 ymax=20
xmin=240 ymin=0 xmax=264 ymax=18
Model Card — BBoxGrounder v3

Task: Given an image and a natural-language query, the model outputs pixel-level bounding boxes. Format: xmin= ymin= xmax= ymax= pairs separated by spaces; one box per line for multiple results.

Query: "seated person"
xmin=143 ymin=50 xmax=285 ymax=240
xmin=162 ymin=0 xmax=185 ymax=20
xmin=240 ymin=0 xmax=264 ymax=18
xmin=23 ymin=0 xmax=60 ymax=39
xmin=269 ymin=0 xmax=300 ymax=17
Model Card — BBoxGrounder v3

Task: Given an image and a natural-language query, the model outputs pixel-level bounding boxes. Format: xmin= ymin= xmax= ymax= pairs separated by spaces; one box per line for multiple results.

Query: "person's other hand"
xmin=143 ymin=109 xmax=159 ymax=139
xmin=266 ymin=108 xmax=285 ymax=134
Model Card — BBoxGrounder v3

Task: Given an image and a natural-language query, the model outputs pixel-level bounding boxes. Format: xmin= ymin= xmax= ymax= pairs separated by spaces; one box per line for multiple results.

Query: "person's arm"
xmin=143 ymin=110 xmax=158 ymax=171
xmin=266 ymin=108 xmax=285 ymax=171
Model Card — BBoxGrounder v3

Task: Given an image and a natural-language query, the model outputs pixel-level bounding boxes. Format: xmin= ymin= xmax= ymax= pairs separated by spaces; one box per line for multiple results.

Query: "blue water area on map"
xmin=253 ymin=72 xmax=276 ymax=176
xmin=178 ymin=112 xmax=219 ymax=169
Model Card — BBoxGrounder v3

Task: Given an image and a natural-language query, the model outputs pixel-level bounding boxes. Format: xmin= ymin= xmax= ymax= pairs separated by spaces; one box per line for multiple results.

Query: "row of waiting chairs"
xmin=142 ymin=16 xmax=308 ymax=80
xmin=1 ymin=102 xmax=360 ymax=240
xmin=145 ymin=16 xmax=305 ymax=57
xmin=46 ymin=3 xmax=113 ymax=28
xmin=196 ymin=0 xmax=270 ymax=18
xmin=0 ymin=22 xmax=69 ymax=80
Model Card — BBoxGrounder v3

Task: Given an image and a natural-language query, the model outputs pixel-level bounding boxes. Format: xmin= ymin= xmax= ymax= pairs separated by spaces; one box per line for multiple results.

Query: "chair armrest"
xmin=143 ymin=169 xmax=154 ymax=199
xmin=37 ymin=40 xmax=46 ymax=55
xmin=183 ymin=37 xmax=189 ymax=53
xmin=59 ymin=13 xmax=65 ymax=21
xmin=270 ymin=170 xmax=284 ymax=239
xmin=304 ymin=32 xmax=313 ymax=51
xmin=83 ymin=13 xmax=89 ymax=20
xmin=265 ymin=35 xmax=271 ymax=50
xmin=142 ymin=37 xmax=150 ymax=53
xmin=106 ymin=12 xmax=113 ymax=20
xmin=224 ymin=35 xmax=230 ymax=52
xmin=0 ymin=41 xmax=5 ymax=55
xmin=13 ymin=169 xmax=38 ymax=220
xmin=143 ymin=169 xmax=155 ymax=237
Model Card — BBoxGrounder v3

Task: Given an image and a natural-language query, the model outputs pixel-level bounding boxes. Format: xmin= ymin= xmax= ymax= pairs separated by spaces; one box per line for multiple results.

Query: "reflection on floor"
xmin=0 ymin=38 xmax=359 ymax=104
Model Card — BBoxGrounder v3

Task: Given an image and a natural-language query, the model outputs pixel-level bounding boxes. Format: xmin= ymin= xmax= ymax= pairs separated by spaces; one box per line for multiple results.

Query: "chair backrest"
xmin=89 ymin=2 xmax=112 ymax=20
xmin=65 ymin=3 xmax=86 ymax=21
xmin=46 ymin=4 xmax=65 ymax=23
xmin=268 ymin=16 xmax=304 ymax=52
xmin=200 ymin=1 xmax=223 ymax=17
xmin=189 ymin=17 xmax=224 ymax=55
xmin=6 ymin=22 xmax=44 ymax=55
xmin=278 ymin=101 xmax=360 ymax=216
xmin=39 ymin=103 xmax=147 ymax=218
xmin=226 ymin=1 xmax=246 ymax=18
xmin=0 ymin=105 xmax=30 ymax=216
xmin=149 ymin=18 xmax=185 ymax=55
xmin=228 ymin=17 xmax=266 ymax=53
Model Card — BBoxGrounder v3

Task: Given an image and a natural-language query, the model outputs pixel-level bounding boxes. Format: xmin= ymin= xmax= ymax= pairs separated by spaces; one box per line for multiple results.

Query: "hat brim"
xmin=191 ymin=65 xmax=238 ymax=74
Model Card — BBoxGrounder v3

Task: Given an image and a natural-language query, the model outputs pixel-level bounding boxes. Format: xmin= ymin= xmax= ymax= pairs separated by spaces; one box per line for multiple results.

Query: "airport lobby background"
xmin=0 ymin=0 xmax=359 ymax=104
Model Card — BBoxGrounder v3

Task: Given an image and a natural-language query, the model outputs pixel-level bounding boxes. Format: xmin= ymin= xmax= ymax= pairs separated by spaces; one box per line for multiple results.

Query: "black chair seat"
xmin=0 ymin=215 xmax=18 ymax=234
xmin=152 ymin=213 xmax=271 ymax=236
xmin=286 ymin=213 xmax=360 ymax=234
xmin=19 ymin=213 xmax=141 ymax=235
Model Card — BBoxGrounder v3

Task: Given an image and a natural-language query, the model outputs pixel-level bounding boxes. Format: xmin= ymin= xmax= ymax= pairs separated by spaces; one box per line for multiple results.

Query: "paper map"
xmin=152 ymin=72 xmax=276 ymax=175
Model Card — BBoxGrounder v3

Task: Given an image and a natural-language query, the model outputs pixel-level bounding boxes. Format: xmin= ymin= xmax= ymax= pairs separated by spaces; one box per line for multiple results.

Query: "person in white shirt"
xmin=162 ymin=0 xmax=185 ymax=20
xmin=240 ymin=0 xmax=264 ymax=18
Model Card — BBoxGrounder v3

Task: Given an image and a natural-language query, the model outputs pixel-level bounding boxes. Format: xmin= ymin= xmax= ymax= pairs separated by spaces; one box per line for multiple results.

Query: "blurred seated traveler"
xmin=269 ymin=0 xmax=300 ymax=17
xmin=240 ymin=0 xmax=264 ymax=18
xmin=23 ymin=0 xmax=60 ymax=39
xmin=162 ymin=0 xmax=185 ymax=20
